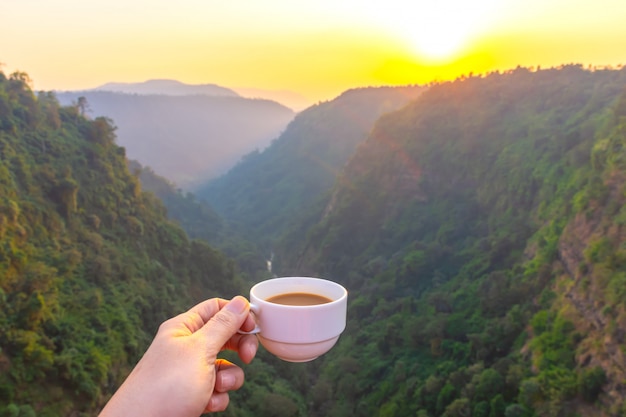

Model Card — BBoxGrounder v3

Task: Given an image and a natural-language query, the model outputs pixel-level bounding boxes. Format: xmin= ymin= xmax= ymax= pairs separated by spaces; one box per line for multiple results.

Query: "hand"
xmin=99 ymin=296 xmax=258 ymax=417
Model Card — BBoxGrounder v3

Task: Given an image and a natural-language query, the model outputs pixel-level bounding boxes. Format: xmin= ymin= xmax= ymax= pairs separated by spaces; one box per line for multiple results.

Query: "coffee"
xmin=266 ymin=292 xmax=332 ymax=306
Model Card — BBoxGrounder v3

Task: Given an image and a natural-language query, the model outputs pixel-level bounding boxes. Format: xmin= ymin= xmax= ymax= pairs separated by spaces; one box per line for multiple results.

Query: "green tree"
xmin=578 ymin=366 xmax=606 ymax=403
xmin=490 ymin=394 xmax=506 ymax=417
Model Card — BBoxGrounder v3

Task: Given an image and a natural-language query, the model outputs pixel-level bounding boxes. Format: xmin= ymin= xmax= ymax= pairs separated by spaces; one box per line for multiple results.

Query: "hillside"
xmin=127 ymin=160 xmax=225 ymax=244
xmin=128 ymin=160 xmax=270 ymax=280
xmin=55 ymin=91 xmax=295 ymax=188
xmin=0 ymin=71 xmax=245 ymax=415
xmin=196 ymin=85 xmax=424 ymax=246
xmin=5 ymin=65 xmax=626 ymax=417
xmin=276 ymin=65 xmax=626 ymax=416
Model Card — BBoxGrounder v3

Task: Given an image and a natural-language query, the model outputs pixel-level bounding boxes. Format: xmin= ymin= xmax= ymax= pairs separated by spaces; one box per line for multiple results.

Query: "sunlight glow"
xmin=2 ymin=0 xmax=626 ymax=102
xmin=370 ymin=0 xmax=502 ymax=61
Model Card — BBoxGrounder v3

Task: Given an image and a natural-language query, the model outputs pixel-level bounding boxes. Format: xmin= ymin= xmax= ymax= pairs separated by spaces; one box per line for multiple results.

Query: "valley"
xmin=2 ymin=65 xmax=626 ymax=417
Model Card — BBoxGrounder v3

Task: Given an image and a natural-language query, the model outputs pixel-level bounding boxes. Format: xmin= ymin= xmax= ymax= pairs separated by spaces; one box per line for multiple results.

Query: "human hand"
xmin=99 ymin=296 xmax=258 ymax=417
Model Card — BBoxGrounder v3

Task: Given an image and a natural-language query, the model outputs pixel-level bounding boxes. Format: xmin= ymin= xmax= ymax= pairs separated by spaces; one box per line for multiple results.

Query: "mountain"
xmin=92 ymin=80 xmax=310 ymax=111
xmin=0 ymin=71 xmax=247 ymax=415
xmin=195 ymin=85 xmax=424 ymax=246
xmin=55 ymin=91 xmax=295 ymax=188
xmin=274 ymin=65 xmax=626 ymax=416
xmin=93 ymin=79 xmax=239 ymax=97
xmin=7 ymin=64 xmax=626 ymax=417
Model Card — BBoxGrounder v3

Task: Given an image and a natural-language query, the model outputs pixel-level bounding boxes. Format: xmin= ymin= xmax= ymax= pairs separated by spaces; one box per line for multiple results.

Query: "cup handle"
xmin=237 ymin=303 xmax=260 ymax=335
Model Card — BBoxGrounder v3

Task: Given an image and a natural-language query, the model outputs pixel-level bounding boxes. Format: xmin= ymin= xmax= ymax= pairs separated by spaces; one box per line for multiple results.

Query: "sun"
xmin=376 ymin=0 xmax=501 ymax=62
xmin=404 ymin=19 xmax=470 ymax=60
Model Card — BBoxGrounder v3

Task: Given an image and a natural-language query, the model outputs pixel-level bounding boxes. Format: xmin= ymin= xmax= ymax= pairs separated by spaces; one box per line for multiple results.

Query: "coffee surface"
xmin=266 ymin=292 xmax=332 ymax=306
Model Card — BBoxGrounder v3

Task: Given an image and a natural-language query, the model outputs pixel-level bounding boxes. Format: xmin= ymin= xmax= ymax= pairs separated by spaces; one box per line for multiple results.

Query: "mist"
xmin=56 ymin=90 xmax=295 ymax=188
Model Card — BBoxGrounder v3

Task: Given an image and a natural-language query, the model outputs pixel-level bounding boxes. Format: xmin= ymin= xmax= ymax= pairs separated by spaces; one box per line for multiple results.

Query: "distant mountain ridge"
xmin=85 ymin=79 xmax=312 ymax=111
xmin=93 ymin=79 xmax=239 ymax=97
xmin=55 ymin=91 xmax=295 ymax=188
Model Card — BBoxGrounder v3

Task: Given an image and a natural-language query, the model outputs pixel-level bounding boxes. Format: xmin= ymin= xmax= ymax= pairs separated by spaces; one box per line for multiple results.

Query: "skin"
xmin=99 ymin=296 xmax=259 ymax=417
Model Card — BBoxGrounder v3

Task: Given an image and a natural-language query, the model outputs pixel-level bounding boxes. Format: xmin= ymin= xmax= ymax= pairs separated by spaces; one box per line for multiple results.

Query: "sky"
xmin=1 ymin=0 xmax=626 ymax=104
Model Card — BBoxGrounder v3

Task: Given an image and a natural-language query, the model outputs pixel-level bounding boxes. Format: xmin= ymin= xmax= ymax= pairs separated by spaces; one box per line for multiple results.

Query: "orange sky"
xmin=1 ymin=0 xmax=625 ymax=104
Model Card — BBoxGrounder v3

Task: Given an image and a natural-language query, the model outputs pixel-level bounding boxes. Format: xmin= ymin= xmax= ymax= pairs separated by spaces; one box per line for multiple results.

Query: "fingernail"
xmin=220 ymin=372 xmax=236 ymax=389
xmin=245 ymin=339 xmax=258 ymax=362
xmin=224 ymin=296 xmax=248 ymax=315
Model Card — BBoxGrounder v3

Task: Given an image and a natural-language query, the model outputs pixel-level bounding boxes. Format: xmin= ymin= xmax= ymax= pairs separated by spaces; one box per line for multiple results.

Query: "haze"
xmin=2 ymin=0 xmax=625 ymax=103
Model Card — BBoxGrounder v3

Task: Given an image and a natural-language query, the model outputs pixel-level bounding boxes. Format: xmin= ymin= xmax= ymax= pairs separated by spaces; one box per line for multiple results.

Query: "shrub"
xmin=578 ymin=366 xmax=606 ymax=402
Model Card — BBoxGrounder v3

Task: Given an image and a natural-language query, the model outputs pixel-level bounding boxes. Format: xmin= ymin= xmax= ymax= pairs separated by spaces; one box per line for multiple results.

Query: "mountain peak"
xmin=93 ymin=79 xmax=240 ymax=97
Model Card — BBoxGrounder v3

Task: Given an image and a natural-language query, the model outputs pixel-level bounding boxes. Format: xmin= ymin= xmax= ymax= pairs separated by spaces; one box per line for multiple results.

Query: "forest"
xmin=0 ymin=71 xmax=245 ymax=415
xmin=2 ymin=65 xmax=626 ymax=417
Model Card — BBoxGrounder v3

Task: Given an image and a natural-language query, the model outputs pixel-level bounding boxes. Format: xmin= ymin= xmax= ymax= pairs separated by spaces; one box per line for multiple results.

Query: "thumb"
xmin=202 ymin=296 xmax=250 ymax=355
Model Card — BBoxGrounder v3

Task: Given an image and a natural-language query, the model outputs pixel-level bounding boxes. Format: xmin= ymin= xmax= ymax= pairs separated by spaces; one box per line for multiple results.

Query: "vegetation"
xmin=0 ymin=71 xmax=244 ymax=415
xmin=131 ymin=160 xmax=271 ymax=282
xmin=196 ymin=85 xmax=424 ymax=247
xmin=4 ymin=64 xmax=626 ymax=417
xmin=275 ymin=65 xmax=626 ymax=417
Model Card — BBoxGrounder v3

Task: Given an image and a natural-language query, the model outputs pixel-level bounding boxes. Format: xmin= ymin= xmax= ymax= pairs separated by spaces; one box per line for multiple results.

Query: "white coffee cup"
xmin=247 ymin=277 xmax=347 ymax=362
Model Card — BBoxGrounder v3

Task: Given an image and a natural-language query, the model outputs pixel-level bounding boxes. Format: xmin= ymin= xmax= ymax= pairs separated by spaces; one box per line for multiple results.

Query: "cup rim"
xmin=250 ymin=276 xmax=347 ymax=309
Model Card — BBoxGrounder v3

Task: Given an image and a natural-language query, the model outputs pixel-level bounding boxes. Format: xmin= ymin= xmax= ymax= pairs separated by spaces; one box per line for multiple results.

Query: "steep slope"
xmin=550 ymin=91 xmax=626 ymax=414
xmin=55 ymin=91 xmax=295 ymax=188
xmin=196 ymin=85 xmax=424 ymax=246
xmin=127 ymin=160 xmax=225 ymax=244
xmin=128 ymin=160 xmax=270 ymax=280
xmin=0 ymin=71 xmax=243 ymax=415
xmin=296 ymin=66 xmax=626 ymax=281
xmin=282 ymin=66 xmax=626 ymax=416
